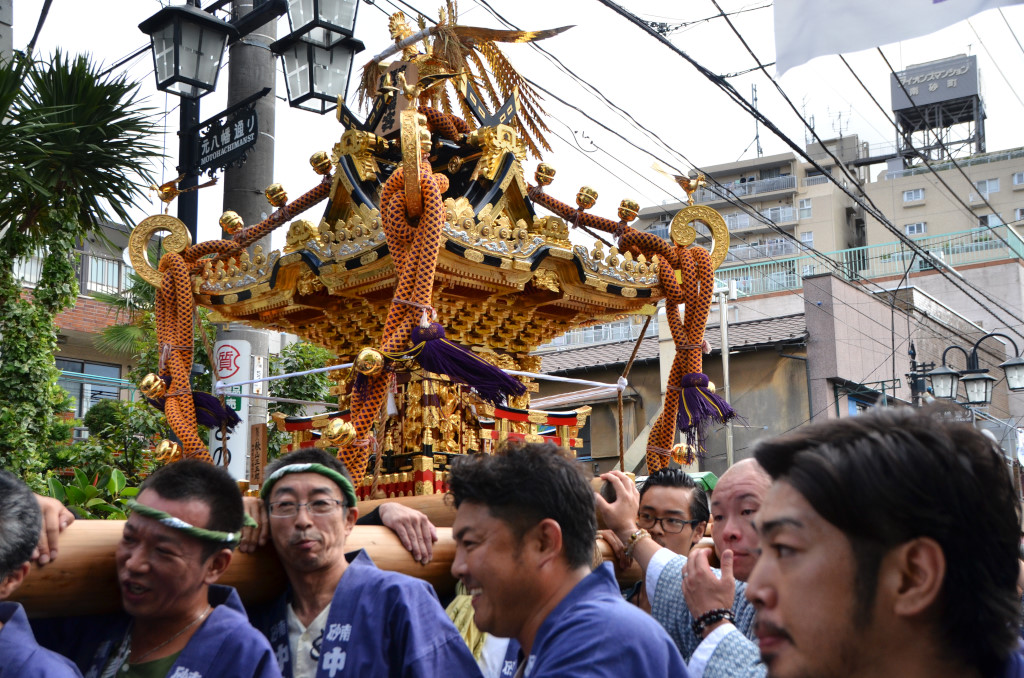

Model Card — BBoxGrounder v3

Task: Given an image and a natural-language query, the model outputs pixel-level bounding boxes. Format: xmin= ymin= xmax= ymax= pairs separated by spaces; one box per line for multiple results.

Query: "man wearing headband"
xmin=249 ymin=449 xmax=483 ymax=678
xmin=35 ymin=460 xmax=280 ymax=678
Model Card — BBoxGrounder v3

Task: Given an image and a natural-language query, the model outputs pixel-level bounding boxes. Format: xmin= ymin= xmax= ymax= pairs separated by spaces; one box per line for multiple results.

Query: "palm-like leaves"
xmin=0 ymin=51 xmax=159 ymax=254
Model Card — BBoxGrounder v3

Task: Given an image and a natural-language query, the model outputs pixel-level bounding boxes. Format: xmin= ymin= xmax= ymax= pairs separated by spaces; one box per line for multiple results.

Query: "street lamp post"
xmin=926 ymin=332 xmax=1024 ymax=406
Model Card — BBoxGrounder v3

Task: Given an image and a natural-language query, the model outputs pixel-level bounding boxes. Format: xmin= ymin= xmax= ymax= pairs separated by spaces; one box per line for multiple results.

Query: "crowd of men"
xmin=1 ymin=406 xmax=1023 ymax=677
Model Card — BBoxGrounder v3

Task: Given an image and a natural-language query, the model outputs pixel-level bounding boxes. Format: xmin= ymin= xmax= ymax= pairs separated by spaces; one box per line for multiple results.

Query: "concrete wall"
xmin=699 ymin=348 xmax=810 ymax=477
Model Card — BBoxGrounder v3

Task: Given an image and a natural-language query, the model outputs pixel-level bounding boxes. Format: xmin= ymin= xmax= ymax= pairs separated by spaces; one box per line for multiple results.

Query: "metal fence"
xmin=715 ymin=225 xmax=1024 ymax=296
xmin=694 ymin=175 xmax=797 ymax=204
xmin=539 ymin=318 xmax=658 ymax=350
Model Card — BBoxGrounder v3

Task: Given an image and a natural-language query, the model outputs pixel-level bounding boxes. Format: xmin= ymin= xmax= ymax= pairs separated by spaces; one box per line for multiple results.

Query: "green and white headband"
xmin=127 ymin=499 xmax=256 ymax=548
xmin=259 ymin=463 xmax=358 ymax=508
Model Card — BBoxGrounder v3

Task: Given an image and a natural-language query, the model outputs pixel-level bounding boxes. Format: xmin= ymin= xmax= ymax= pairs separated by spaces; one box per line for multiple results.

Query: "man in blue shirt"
xmin=0 ymin=470 xmax=81 ymax=677
xmin=449 ymin=442 xmax=688 ymax=677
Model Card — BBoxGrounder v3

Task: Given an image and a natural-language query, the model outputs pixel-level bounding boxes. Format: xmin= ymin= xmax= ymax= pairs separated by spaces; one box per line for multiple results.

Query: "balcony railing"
xmin=724 ymin=240 xmax=800 ymax=263
xmin=15 ymin=250 xmax=132 ymax=296
xmin=694 ymin=175 xmax=797 ymax=204
xmin=715 ymin=225 xmax=1024 ymax=296
xmin=538 ymin=318 xmax=658 ymax=351
xmin=885 ymin=147 xmax=1024 ymax=180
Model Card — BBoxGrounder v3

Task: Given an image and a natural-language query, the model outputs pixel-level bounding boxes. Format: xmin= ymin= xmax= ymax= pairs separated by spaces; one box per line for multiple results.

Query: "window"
xmin=798 ymin=198 xmax=812 ymax=219
xmin=904 ymin=222 xmax=927 ymax=236
xmin=760 ymin=167 xmax=782 ymax=180
xmin=799 ymin=231 xmax=814 ymax=248
xmin=801 ymin=264 xmax=816 ymax=277
xmin=903 ymin=188 xmax=924 ymax=202
xmin=975 ymin=178 xmax=1000 ymax=196
xmin=56 ymin=358 xmax=122 ymax=419
xmin=979 ymin=214 xmax=1004 ymax=228
xmin=1016 ymin=208 xmax=1024 ymax=222
xmin=1014 ymin=172 xmax=1024 ymax=187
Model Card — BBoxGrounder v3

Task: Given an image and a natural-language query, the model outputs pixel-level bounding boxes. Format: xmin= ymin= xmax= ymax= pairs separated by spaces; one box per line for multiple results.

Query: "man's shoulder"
xmin=342 ymin=557 xmax=439 ymax=604
xmin=0 ymin=604 xmax=83 ymax=678
xmin=204 ymin=603 xmax=276 ymax=651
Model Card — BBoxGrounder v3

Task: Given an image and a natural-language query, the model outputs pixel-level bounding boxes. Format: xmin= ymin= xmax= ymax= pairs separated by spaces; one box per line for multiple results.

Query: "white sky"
xmin=9 ymin=0 xmax=1024 ymax=249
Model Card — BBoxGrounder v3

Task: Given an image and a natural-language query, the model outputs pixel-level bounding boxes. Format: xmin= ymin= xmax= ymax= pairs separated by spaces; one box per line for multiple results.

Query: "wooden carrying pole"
xmin=13 ymin=521 xmax=639 ymax=617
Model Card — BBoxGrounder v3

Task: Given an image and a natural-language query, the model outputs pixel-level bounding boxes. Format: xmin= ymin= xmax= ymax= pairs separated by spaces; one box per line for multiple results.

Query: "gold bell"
xmin=354 ymin=348 xmax=385 ymax=376
xmin=670 ymin=443 xmax=696 ymax=466
xmin=535 ymin=163 xmax=556 ymax=186
xmin=618 ymin=199 xmax=640 ymax=223
xmin=219 ymin=210 xmax=244 ymax=235
xmin=324 ymin=418 xmax=357 ymax=447
xmin=576 ymin=186 xmax=598 ymax=210
xmin=155 ymin=439 xmax=181 ymax=462
xmin=139 ymin=373 xmax=167 ymax=399
xmin=310 ymin=151 xmax=332 ymax=175
xmin=265 ymin=183 xmax=288 ymax=208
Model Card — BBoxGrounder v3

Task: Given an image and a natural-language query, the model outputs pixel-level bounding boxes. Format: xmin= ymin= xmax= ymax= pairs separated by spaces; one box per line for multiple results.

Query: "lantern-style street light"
xmin=270 ymin=0 xmax=364 ymax=113
xmin=139 ymin=4 xmax=235 ymax=98
xmin=926 ymin=332 xmax=1024 ymax=406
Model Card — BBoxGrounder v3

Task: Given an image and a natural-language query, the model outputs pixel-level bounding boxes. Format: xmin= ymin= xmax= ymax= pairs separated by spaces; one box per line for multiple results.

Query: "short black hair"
xmin=753 ymin=406 xmax=1020 ymax=677
xmin=0 ymin=470 xmax=42 ymax=581
xmin=449 ymin=442 xmax=597 ymax=570
xmin=264 ymin=448 xmax=353 ymax=506
xmin=140 ymin=460 xmax=244 ymax=560
xmin=640 ymin=468 xmax=710 ymax=525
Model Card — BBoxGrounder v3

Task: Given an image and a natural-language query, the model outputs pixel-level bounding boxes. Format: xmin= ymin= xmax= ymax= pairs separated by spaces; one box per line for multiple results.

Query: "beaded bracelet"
xmin=691 ymin=608 xmax=735 ymax=635
xmin=623 ymin=528 xmax=651 ymax=560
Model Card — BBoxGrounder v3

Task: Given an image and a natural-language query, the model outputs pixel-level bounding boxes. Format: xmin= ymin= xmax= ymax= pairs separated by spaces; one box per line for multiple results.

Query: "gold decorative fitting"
xmin=669 ymin=205 xmax=730 ymax=270
xmin=139 ymin=373 xmax=167 ymax=399
xmin=618 ymin=199 xmax=640 ymax=222
xmin=576 ymin=186 xmax=598 ymax=210
xmin=128 ymin=214 xmax=192 ymax=287
xmin=354 ymin=347 xmax=385 ymax=376
xmin=219 ymin=210 xmax=244 ymax=235
xmin=154 ymin=439 xmax=182 ymax=463
xmin=337 ymin=131 xmax=382 ymax=182
xmin=707 ymin=381 xmax=716 ymax=393
xmin=310 ymin=151 xmax=333 ymax=175
xmin=535 ymin=163 xmax=556 ymax=186
xmin=284 ymin=219 xmax=319 ymax=253
xmin=324 ymin=418 xmax=357 ymax=447
xmin=265 ymin=183 xmax=288 ymax=207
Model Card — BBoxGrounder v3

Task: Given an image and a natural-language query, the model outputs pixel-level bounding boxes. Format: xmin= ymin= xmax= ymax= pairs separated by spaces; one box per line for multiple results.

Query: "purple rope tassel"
xmin=676 ymin=372 xmax=738 ymax=451
xmin=411 ymin=323 xmax=527 ymax=405
xmin=147 ymin=376 xmax=241 ymax=432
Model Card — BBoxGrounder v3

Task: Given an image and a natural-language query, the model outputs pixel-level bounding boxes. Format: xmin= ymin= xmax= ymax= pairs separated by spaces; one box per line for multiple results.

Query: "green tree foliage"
xmin=0 ymin=51 xmax=158 ymax=482
xmin=268 ymin=341 xmax=338 ymax=455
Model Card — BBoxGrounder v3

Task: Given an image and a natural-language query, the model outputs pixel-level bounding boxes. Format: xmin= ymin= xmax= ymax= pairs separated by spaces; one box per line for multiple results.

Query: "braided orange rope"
xmin=528 ymin=186 xmax=718 ymax=472
xmin=337 ymin=156 xmax=450 ymax=476
xmin=151 ymin=180 xmax=333 ymax=464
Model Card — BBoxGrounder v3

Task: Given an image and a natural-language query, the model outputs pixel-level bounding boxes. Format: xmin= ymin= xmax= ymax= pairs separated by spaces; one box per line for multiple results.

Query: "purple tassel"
xmin=147 ymin=376 xmax=241 ymax=432
xmin=411 ymin=323 xmax=526 ymax=405
xmin=675 ymin=372 xmax=738 ymax=451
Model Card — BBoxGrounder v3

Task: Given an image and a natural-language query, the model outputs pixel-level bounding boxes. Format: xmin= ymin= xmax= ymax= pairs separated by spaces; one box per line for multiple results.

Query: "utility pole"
xmin=0 ymin=0 xmax=12 ymax=61
xmin=720 ymin=281 xmax=737 ymax=467
xmin=212 ymin=0 xmax=278 ymax=482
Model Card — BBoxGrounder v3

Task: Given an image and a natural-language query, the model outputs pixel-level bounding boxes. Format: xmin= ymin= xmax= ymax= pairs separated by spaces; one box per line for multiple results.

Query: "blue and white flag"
xmin=774 ymin=0 xmax=1024 ymax=76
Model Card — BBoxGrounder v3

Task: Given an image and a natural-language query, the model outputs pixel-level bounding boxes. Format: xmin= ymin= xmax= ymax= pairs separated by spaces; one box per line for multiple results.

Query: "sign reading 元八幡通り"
xmin=196 ymin=107 xmax=258 ymax=174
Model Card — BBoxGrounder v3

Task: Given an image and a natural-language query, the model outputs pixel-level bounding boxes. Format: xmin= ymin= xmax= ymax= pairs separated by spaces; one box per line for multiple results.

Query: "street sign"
xmin=213 ymin=339 xmax=252 ymax=480
xmin=197 ymin=107 xmax=258 ymax=174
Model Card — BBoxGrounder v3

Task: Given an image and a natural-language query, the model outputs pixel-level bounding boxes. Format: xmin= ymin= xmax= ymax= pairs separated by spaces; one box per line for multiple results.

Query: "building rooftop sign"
xmin=891 ymin=54 xmax=979 ymax=111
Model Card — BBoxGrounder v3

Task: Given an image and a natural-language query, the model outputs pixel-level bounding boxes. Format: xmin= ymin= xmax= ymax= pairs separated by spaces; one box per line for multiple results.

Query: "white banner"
xmin=213 ymin=339 xmax=251 ymax=481
xmin=774 ymin=0 xmax=1024 ymax=76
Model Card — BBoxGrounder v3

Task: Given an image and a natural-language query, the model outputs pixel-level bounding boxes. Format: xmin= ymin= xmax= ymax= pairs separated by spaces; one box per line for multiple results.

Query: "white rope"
xmin=215 ymin=362 xmax=353 ymax=393
xmin=229 ymin=393 xmax=339 ymax=409
xmin=503 ymin=369 xmax=627 ymax=391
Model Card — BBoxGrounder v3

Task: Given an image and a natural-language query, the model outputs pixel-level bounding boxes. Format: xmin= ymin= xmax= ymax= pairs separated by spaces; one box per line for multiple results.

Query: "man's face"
xmin=745 ymin=482 xmax=878 ymax=678
xmin=267 ymin=472 xmax=356 ymax=573
xmin=115 ymin=489 xmax=218 ymax=623
xmin=638 ymin=486 xmax=703 ymax=555
xmin=451 ymin=501 xmax=537 ymax=641
xmin=712 ymin=466 xmax=770 ymax=581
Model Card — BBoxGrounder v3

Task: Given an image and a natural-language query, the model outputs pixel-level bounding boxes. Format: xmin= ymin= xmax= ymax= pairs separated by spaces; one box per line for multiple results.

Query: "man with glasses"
xmin=602 ymin=468 xmax=709 ymax=612
xmin=248 ymin=449 xmax=482 ymax=678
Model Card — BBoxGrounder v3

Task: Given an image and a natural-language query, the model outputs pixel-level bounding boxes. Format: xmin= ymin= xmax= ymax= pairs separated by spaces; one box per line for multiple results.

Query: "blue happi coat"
xmin=250 ymin=550 xmax=482 ymax=678
xmin=33 ymin=585 xmax=280 ymax=678
xmin=516 ymin=563 xmax=688 ymax=678
xmin=0 ymin=602 xmax=82 ymax=678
